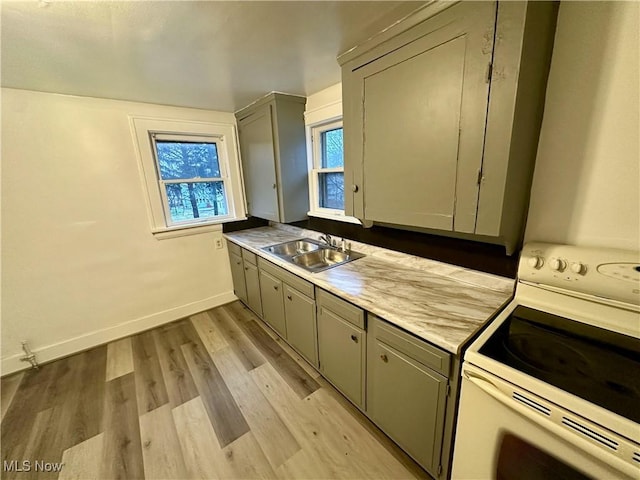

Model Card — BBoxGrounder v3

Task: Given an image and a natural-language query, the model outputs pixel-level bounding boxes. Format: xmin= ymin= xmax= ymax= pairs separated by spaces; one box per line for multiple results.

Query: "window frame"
xmin=131 ymin=117 xmax=246 ymax=237
xmin=309 ymin=119 xmax=345 ymax=217
xmin=151 ymin=133 xmax=233 ymax=227
xmin=307 ymin=118 xmax=360 ymax=224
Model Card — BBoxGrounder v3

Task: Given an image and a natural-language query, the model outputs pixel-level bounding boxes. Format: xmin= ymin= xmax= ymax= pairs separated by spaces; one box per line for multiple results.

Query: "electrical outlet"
xmin=215 ymin=238 xmax=223 ymax=249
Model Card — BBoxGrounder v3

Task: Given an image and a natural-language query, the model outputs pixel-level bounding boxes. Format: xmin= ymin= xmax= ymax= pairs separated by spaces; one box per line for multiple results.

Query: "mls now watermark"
xmin=4 ymin=460 xmax=64 ymax=473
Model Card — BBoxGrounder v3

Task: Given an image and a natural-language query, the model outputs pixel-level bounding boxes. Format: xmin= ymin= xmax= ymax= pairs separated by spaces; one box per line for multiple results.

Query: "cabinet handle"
xmin=273 ymin=285 xmax=279 ymax=291
xmin=380 ymin=354 xmax=388 ymax=363
xmin=236 ymin=261 xmax=241 ymax=265
xmin=287 ymin=295 xmax=292 ymax=300
xmin=351 ymin=184 xmax=359 ymax=193
xmin=350 ymin=334 xmax=358 ymax=343
xmin=272 ymin=183 xmax=277 ymax=189
xmin=244 ymin=267 xmax=249 ymax=271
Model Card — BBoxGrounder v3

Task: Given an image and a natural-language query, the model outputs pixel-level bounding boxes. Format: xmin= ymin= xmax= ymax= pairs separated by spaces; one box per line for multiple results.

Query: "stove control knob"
xmin=527 ymin=256 xmax=544 ymax=269
xmin=571 ymin=262 xmax=586 ymax=275
xmin=550 ymin=259 xmax=567 ymax=272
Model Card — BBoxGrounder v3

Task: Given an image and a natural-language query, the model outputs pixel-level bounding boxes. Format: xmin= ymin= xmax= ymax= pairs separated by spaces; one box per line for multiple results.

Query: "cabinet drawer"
xmin=242 ymin=249 xmax=258 ymax=266
xmin=317 ymin=289 xmax=364 ymax=329
xmin=227 ymin=241 xmax=241 ymax=256
xmin=258 ymin=257 xmax=314 ymax=299
xmin=370 ymin=315 xmax=450 ymax=376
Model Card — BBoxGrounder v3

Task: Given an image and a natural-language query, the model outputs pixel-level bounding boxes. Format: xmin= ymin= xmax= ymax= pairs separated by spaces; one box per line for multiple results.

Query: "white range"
xmin=452 ymin=243 xmax=640 ymax=480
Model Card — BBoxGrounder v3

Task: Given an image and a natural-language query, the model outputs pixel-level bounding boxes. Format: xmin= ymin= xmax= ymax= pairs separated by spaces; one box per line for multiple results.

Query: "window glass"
xmin=318 ymin=172 xmax=345 ymax=210
xmin=152 ymin=137 xmax=229 ymax=226
xmin=307 ymin=118 xmax=358 ymax=223
xmin=165 ymin=182 xmax=228 ymax=224
xmin=156 ymin=141 xmax=221 ymax=179
xmin=321 ymin=128 xmax=344 ymax=169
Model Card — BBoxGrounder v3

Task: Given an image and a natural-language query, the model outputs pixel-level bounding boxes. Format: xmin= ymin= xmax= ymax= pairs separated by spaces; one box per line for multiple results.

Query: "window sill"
xmin=152 ymin=218 xmax=246 ymax=239
xmin=307 ymin=210 xmax=362 ymax=225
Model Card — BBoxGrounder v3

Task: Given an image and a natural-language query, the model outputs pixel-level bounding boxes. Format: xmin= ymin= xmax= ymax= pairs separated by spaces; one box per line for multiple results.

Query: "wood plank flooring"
xmin=1 ymin=301 xmax=429 ymax=480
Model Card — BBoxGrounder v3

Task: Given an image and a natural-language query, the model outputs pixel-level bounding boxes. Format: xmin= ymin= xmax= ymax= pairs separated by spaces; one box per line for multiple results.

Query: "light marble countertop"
xmin=224 ymin=224 xmax=515 ymax=355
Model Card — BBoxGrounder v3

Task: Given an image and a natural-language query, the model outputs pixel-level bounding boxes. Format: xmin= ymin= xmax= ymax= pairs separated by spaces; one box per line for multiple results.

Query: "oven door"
xmin=451 ymin=363 xmax=637 ymax=480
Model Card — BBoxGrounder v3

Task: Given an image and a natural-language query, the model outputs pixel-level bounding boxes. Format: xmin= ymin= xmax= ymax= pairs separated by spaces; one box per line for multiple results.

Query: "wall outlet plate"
xmin=215 ymin=237 xmax=224 ymax=249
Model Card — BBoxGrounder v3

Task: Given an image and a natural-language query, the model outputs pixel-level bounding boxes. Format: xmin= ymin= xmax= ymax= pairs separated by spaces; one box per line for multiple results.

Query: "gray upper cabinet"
xmin=351 ymin=1 xmax=495 ymax=232
xmin=339 ymin=1 xmax=558 ymax=254
xmin=236 ymin=93 xmax=309 ymax=223
xmin=237 ymin=107 xmax=279 ymax=221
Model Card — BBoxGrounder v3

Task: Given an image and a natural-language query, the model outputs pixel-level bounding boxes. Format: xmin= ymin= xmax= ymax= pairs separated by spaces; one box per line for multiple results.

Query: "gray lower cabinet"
xmin=284 ymin=285 xmax=318 ymax=367
xmin=229 ymin=243 xmax=263 ymax=317
xmin=317 ymin=289 xmax=366 ymax=409
xmin=228 ymin=242 xmax=459 ymax=478
xmin=257 ymin=257 xmax=318 ymax=367
xmin=367 ymin=315 xmax=450 ymax=477
xmin=243 ymin=259 xmax=263 ymax=318
xmin=229 ymin=251 xmax=247 ymax=304
xmin=259 ymin=269 xmax=286 ymax=337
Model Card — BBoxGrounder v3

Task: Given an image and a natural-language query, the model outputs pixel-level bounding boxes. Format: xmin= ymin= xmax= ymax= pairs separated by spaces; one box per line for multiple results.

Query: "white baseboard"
xmin=1 ymin=291 xmax=238 ymax=376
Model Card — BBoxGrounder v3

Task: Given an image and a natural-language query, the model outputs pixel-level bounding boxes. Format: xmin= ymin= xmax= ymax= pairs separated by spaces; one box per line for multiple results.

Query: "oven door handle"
xmin=463 ymin=370 xmax=635 ymax=479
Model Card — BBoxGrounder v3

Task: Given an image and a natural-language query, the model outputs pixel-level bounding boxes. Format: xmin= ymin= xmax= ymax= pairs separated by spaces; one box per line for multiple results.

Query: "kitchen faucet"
xmin=318 ymin=233 xmax=334 ymax=247
xmin=319 ymin=234 xmax=351 ymax=255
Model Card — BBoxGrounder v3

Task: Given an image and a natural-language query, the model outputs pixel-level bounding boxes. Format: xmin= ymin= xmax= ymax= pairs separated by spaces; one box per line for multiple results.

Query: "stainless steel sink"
xmin=261 ymin=238 xmax=365 ymax=273
xmin=292 ymin=249 xmax=365 ymax=272
xmin=263 ymin=239 xmax=321 ymax=256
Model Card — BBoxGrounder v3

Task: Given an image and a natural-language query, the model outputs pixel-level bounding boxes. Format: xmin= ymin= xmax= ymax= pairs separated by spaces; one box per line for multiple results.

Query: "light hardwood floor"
xmin=1 ymin=301 xmax=431 ymax=480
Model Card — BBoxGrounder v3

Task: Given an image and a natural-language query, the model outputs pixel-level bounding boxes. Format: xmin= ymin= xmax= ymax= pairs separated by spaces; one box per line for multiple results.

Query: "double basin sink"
xmin=261 ymin=238 xmax=365 ymax=273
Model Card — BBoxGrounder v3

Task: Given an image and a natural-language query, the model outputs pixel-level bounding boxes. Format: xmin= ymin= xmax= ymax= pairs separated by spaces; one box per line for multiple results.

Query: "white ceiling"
xmin=1 ymin=1 xmax=421 ymax=112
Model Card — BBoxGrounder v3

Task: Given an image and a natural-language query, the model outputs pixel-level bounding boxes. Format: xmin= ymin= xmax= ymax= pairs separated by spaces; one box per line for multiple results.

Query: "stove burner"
xmin=478 ymin=306 xmax=640 ymax=424
xmin=504 ymin=333 xmax=594 ymax=377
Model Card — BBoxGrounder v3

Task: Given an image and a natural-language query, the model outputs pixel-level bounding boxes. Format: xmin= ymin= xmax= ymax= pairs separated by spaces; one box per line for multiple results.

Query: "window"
xmin=153 ymin=135 xmax=229 ymax=225
xmin=132 ymin=117 xmax=246 ymax=236
xmin=309 ymin=119 xmax=353 ymax=220
xmin=316 ymin=125 xmax=344 ymax=210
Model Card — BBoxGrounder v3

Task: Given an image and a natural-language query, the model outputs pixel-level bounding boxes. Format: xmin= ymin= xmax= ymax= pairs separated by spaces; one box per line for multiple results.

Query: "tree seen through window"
xmin=155 ymin=141 xmax=228 ymax=223
xmin=319 ymin=127 xmax=344 ymax=210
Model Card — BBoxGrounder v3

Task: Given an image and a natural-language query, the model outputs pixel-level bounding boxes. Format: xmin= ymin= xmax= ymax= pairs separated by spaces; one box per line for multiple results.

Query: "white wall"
xmin=305 ymin=82 xmax=342 ymax=125
xmin=1 ymin=88 xmax=238 ymax=374
xmin=525 ymin=1 xmax=639 ymax=251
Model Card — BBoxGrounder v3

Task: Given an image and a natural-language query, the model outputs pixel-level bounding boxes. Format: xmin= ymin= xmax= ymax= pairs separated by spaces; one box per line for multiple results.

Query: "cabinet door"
xmin=317 ymin=307 xmax=365 ymax=408
xmin=347 ymin=2 xmax=495 ymax=232
xmin=238 ymin=106 xmax=280 ymax=222
xmin=284 ymin=285 xmax=318 ymax=367
xmin=259 ymin=270 xmax=286 ymax=337
xmin=243 ymin=261 xmax=263 ymax=317
xmin=229 ymin=252 xmax=247 ymax=303
xmin=367 ymin=339 xmax=448 ymax=475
